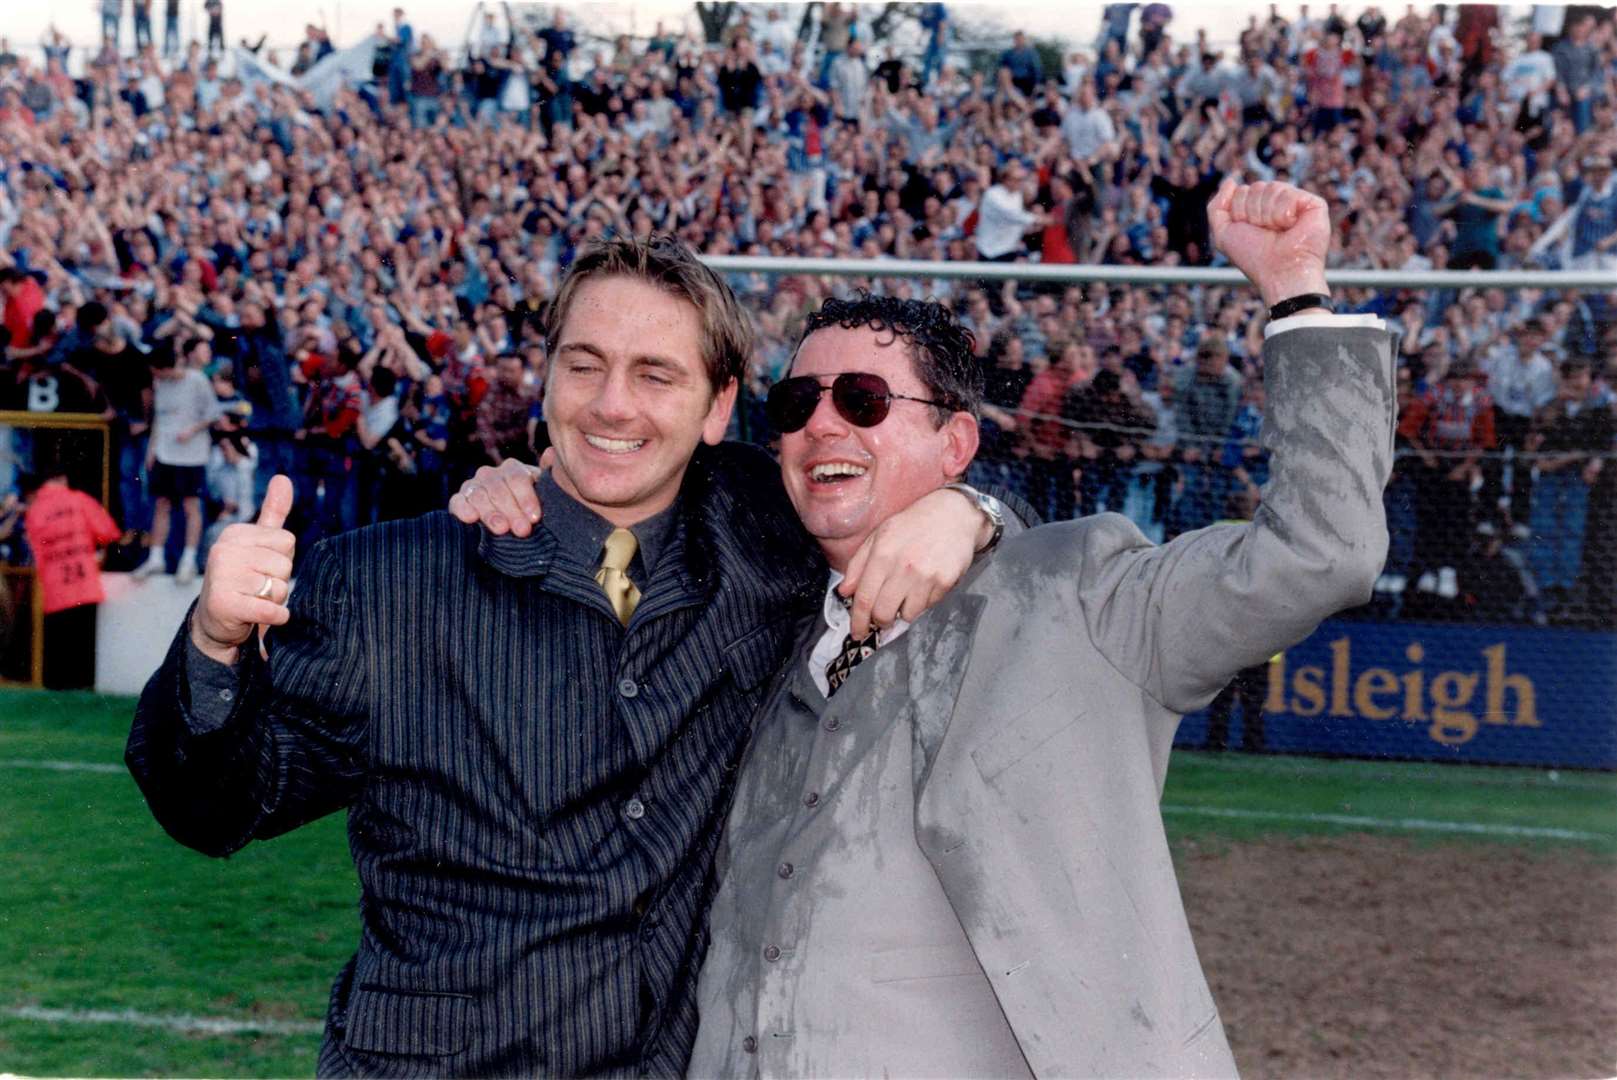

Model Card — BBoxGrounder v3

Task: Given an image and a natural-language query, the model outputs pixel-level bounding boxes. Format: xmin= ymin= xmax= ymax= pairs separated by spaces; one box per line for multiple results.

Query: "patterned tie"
xmin=824 ymin=628 xmax=878 ymax=697
xmin=594 ymin=527 xmax=641 ymax=627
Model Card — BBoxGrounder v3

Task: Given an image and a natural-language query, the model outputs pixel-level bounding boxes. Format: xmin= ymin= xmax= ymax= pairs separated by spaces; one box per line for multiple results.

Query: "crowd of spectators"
xmin=0 ymin=2 xmax=1613 ymax=628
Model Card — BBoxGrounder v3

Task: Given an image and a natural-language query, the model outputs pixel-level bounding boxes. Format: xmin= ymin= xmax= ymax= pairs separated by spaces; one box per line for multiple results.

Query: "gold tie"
xmin=595 ymin=527 xmax=642 ymax=627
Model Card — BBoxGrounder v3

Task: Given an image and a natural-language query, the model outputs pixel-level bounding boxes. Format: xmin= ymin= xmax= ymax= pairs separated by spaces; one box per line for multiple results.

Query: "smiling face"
xmin=779 ymin=326 xmax=978 ymax=571
xmin=544 ymin=276 xmax=736 ymax=527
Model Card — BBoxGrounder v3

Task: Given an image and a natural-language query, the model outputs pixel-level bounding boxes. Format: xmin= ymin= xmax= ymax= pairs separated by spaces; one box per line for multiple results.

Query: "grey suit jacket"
xmin=692 ymin=323 xmax=1395 ymax=1078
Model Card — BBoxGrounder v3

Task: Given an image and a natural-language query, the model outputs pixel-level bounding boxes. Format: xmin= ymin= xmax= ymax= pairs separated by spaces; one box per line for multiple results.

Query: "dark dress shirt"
xmin=127 ymin=442 xmax=824 ymax=1077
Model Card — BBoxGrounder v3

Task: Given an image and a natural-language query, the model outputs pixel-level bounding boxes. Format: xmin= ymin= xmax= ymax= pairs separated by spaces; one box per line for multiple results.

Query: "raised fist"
xmin=1208 ymin=179 xmax=1332 ymax=309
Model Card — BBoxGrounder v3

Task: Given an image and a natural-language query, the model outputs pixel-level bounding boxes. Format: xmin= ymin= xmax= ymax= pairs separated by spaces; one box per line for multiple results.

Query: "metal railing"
xmin=701 ymin=256 xmax=1616 ymax=292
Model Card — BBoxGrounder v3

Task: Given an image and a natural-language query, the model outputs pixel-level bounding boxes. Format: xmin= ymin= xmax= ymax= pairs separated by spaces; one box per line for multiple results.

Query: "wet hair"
xmin=543 ymin=233 xmax=751 ymax=394
xmin=795 ymin=293 xmax=983 ymax=425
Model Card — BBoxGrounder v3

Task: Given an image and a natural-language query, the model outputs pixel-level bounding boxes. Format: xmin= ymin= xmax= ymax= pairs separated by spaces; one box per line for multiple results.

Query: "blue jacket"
xmin=235 ymin=324 xmax=302 ymax=433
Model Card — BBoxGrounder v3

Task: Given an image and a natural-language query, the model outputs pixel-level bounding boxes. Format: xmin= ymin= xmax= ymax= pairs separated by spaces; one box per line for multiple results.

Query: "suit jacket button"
xmin=823 ymin=716 xmax=841 ymax=732
xmin=742 ymin=1036 xmax=758 ymax=1053
xmin=618 ymin=678 xmax=639 ymax=699
xmin=777 ymin=862 xmax=794 ymax=879
xmin=763 ymin=944 xmax=781 ymax=961
xmin=803 ymin=791 xmax=820 ymax=808
xmin=625 ymin=798 xmax=646 ymax=821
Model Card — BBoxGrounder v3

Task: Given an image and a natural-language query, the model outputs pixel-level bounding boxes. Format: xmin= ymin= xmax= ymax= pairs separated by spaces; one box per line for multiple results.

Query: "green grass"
xmin=0 ymin=1020 xmax=316 ymax=1078
xmin=1164 ymin=751 xmax=1617 ymax=852
xmin=1 ymin=691 xmax=356 ymax=1077
xmin=2 ymin=689 xmax=1614 ymax=1077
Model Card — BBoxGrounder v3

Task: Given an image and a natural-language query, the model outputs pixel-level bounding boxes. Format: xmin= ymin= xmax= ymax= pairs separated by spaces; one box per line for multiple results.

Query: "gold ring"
xmin=255 ymin=576 xmax=275 ymax=600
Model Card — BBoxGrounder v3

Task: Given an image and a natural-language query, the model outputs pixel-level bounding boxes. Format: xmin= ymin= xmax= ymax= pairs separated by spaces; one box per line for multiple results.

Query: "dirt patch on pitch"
xmin=1176 ymin=835 xmax=1617 ymax=1078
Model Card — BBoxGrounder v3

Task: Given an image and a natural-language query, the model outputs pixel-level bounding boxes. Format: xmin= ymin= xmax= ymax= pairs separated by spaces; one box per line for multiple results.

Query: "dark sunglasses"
xmin=765 ymin=372 xmax=956 ymax=434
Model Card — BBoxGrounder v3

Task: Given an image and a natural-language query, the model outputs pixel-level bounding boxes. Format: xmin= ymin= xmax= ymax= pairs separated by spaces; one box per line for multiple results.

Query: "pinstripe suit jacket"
xmin=127 ymin=442 xmax=825 ymax=1078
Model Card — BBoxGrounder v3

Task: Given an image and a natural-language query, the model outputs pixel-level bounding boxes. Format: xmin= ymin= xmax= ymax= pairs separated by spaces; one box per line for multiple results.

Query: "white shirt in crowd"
xmin=362 ymin=392 xmax=400 ymax=445
xmin=1502 ymin=48 xmax=1557 ymax=105
xmin=1060 ymin=102 xmax=1115 ymax=162
xmin=1063 ymin=57 xmax=1091 ymax=96
xmin=758 ymin=13 xmax=796 ymax=62
xmin=152 ymin=368 xmax=223 ymax=468
xmin=973 ymin=183 xmax=1037 ymax=259
xmin=1483 ymin=347 xmax=1558 ymax=419
xmin=829 ymin=53 xmax=869 ymax=121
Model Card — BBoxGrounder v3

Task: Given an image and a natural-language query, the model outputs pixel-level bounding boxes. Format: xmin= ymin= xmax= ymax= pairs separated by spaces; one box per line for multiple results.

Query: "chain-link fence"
xmin=711 ymin=257 xmax=1617 ymax=769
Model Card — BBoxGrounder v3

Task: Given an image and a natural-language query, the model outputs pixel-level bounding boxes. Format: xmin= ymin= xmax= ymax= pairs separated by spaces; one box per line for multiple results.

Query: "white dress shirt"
xmin=973 ymin=184 xmax=1037 ymax=259
xmin=807 ymin=569 xmax=912 ymax=697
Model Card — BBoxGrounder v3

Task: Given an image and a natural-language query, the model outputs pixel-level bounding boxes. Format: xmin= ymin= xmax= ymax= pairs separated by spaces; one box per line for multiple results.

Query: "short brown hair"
xmin=543 ymin=234 xmax=752 ymax=394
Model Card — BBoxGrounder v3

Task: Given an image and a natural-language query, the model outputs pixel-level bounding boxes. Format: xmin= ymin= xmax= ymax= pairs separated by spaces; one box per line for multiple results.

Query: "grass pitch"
xmin=2 ymin=688 xmax=1613 ymax=1077
xmin=2 ymin=690 xmax=355 ymax=1076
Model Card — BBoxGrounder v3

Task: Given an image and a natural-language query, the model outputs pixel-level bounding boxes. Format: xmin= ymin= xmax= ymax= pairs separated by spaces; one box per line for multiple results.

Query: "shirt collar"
xmin=821 ymin=568 xmax=910 ymax=646
xmin=539 ymin=469 xmax=678 ymax=578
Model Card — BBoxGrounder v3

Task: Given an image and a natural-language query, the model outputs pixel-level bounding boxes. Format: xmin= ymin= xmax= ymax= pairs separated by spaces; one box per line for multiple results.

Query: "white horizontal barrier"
xmin=700 ymin=255 xmax=1615 ymax=291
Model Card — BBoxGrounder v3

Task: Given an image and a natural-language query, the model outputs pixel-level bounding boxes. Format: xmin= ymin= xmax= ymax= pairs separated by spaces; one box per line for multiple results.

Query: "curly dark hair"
xmin=795 ymin=293 xmax=983 ymax=426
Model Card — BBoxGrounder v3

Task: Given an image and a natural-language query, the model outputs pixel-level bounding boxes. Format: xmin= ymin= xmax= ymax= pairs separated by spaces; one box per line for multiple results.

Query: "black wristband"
xmin=1268 ymin=293 xmax=1334 ymax=321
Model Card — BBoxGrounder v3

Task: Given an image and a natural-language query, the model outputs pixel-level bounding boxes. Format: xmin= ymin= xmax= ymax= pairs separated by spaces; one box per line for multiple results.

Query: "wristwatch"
xmin=942 ymin=482 xmax=1005 ymax=553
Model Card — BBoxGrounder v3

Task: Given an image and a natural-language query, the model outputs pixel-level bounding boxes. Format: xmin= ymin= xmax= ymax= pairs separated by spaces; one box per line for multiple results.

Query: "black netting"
xmin=733 ymin=277 xmax=1617 ymax=769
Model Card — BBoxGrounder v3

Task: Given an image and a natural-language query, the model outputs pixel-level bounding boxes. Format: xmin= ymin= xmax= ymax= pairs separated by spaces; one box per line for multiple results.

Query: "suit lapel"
xmin=477 ymin=527 xmax=627 ymax=624
xmin=898 ymin=591 xmax=987 ymax=793
xmin=892 ymin=499 xmax=1030 ymax=779
xmin=477 ymin=526 xmax=558 ymax=579
xmin=633 ymin=518 xmax=710 ymax=623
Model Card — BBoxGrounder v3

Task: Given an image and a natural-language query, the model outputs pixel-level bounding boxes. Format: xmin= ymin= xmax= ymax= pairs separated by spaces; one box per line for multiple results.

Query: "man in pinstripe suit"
xmin=126 ymin=236 xmax=997 ymax=1077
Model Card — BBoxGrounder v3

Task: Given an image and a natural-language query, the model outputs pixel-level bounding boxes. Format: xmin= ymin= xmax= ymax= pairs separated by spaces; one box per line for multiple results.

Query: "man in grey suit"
xmin=459 ymin=179 xmax=1394 ymax=1077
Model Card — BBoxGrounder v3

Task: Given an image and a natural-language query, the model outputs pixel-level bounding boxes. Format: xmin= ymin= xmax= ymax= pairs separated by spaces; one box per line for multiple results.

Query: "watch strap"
xmin=1268 ymin=293 xmax=1334 ymax=321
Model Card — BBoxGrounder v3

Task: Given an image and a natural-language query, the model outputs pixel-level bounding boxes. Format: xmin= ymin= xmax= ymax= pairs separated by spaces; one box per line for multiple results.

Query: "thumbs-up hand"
xmin=191 ymin=475 xmax=296 ymax=666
